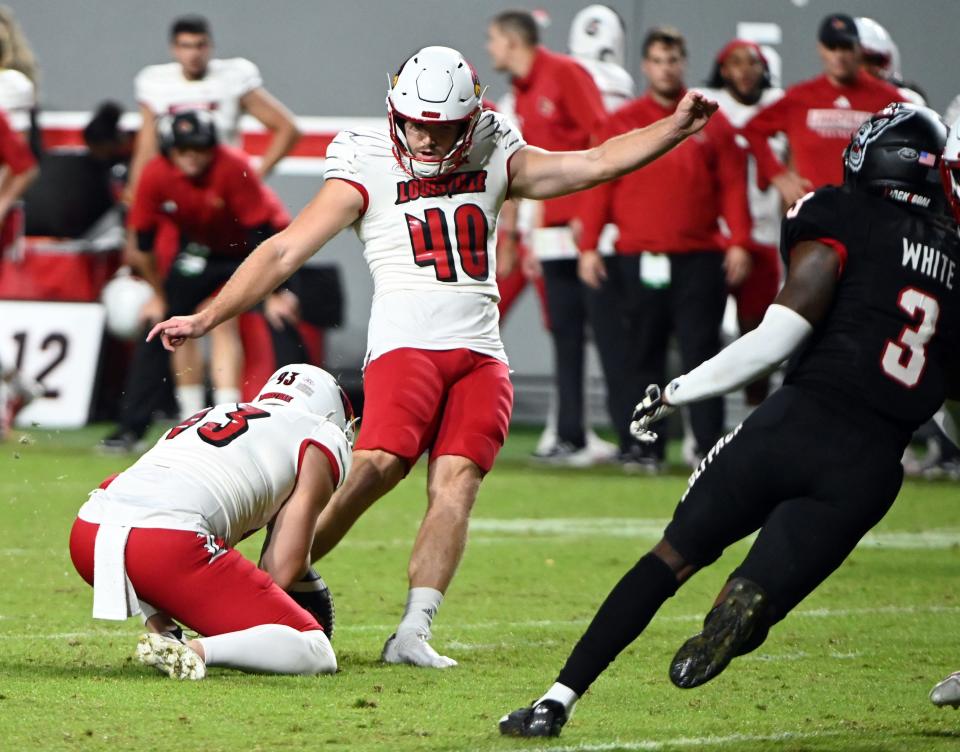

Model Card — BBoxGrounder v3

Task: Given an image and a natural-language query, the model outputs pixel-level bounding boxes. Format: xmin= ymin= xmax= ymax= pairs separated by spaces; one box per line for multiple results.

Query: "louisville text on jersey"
xmin=395 ymin=170 xmax=487 ymax=205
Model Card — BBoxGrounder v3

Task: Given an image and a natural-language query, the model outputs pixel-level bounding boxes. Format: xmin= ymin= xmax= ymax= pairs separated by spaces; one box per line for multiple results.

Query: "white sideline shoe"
xmin=381 ymin=629 xmax=457 ymax=668
xmin=930 ymin=671 xmax=960 ymax=708
xmin=136 ymin=633 xmax=206 ymax=680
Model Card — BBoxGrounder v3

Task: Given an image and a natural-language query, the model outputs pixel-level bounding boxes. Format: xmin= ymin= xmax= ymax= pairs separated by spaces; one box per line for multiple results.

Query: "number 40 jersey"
xmin=781 ymin=185 xmax=960 ymax=434
xmin=78 ymin=404 xmax=352 ymax=547
xmin=323 ymin=111 xmax=526 ymax=365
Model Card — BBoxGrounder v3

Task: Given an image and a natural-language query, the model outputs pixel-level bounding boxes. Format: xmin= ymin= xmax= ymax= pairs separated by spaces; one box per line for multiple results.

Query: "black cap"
xmin=818 ymin=13 xmax=859 ymax=47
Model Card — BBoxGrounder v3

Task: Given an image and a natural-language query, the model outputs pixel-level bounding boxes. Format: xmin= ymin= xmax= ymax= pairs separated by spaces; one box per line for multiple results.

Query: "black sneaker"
xmin=618 ymin=444 xmax=662 ymax=475
xmin=669 ymin=578 xmax=767 ymax=689
xmin=287 ymin=567 xmax=336 ymax=638
xmin=499 ymin=699 xmax=567 ymax=737
xmin=532 ymin=441 xmax=593 ymax=468
xmin=99 ymin=428 xmax=145 ymax=454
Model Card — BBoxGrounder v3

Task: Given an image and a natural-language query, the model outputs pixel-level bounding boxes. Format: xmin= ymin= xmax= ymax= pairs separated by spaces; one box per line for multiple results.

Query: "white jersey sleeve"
xmin=77 ymin=404 xmax=351 ymax=547
xmin=225 ymin=57 xmax=263 ymax=97
xmin=301 ymin=419 xmax=352 ymax=490
xmin=326 ymin=110 xmax=524 ymax=365
xmin=0 ymin=70 xmax=35 ymax=131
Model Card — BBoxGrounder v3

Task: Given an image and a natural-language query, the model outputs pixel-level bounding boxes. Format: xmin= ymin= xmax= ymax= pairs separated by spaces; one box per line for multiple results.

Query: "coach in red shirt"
xmin=578 ymin=27 xmax=751 ymax=470
xmin=742 ymin=13 xmax=904 ymax=204
xmin=103 ymin=109 xmax=289 ymax=451
xmin=488 ymin=10 xmax=618 ymax=464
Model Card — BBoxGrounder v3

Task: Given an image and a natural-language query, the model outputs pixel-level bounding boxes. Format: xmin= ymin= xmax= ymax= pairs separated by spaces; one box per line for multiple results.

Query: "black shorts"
xmin=163 ymin=255 xmax=243 ymax=317
xmin=664 ymin=385 xmax=905 ymax=621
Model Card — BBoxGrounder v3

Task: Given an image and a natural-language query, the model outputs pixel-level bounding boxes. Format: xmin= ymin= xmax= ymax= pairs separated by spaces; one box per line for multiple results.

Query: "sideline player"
xmin=697 ymin=39 xmax=784 ymax=405
xmin=101 ymin=110 xmax=291 ymax=452
xmin=501 ymin=103 xmax=960 ymax=736
xmin=70 ymin=364 xmax=352 ymax=679
xmin=129 ymin=14 xmax=300 ymax=190
xmin=148 ymin=45 xmax=719 ymax=668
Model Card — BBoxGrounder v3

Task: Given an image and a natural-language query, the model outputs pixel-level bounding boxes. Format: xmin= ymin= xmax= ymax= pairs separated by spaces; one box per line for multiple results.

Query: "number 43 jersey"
xmin=323 ymin=111 xmax=526 ymax=365
xmin=78 ymin=404 xmax=352 ymax=547
xmin=781 ymin=185 xmax=960 ymax=434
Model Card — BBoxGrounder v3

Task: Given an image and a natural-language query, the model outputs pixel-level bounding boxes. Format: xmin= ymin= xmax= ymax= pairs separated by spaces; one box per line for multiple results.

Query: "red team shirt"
xmin=510 ymin=46 xmax=607 ymax=227
xmin=0 ymin=110 xmax=35 ymax=175
xmin=129 ymin=145 xmax=289 ymax=257
xmin=742 ymin=71 xmax=904 ymax=189
xmin=578 ymin=91 xmax=751 ymax=254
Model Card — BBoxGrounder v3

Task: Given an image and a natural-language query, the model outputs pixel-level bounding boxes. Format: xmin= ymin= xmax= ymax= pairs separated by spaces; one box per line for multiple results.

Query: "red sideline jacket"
xmin=510 ymin=46 xmax=606 ymax=228
xmin=129 ymin=145 xmax=289 ymax=261
xmin=578 ymin=91 xmax=751 ymax=254
xmin=0 ymin=110 xmax=36 ymax=175
xmin=741 ymin=71 xmax=904 ymax=189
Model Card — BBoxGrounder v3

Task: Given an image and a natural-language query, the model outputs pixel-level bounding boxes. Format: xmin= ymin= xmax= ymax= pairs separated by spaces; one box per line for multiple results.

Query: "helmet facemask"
xmin=387 ymin=105 xmax=481 ymax=179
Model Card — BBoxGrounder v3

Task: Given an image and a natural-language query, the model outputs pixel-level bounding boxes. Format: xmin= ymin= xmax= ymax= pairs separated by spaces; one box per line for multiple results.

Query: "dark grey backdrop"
xmin=14 ymin=0 xmax=960 ymax=414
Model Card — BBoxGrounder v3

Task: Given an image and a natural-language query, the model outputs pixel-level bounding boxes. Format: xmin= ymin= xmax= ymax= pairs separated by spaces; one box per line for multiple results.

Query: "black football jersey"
xmin=781 ymin=185 xmax=960 ymax=432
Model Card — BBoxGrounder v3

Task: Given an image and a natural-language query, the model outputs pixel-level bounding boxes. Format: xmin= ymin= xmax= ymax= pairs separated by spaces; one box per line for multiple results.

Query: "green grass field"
xmin=2 ymin=424 xmax=960 ymax=751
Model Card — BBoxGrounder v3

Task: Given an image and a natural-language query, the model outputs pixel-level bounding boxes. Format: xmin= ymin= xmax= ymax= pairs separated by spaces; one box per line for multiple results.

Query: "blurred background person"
xmin=742 ymin=13 xmax=904 ymax=206
xmin=128 ymin=14 xmax=300 ymax=191
xmin=124 ymin=14 xmax=300 ymax=425
xmin=0 ymin=5 xmax=38 ymax=141
xmin=487 ymin=8 xmax=624 ymax=467
xmin=577 ymin=26 xmax=751 ymax=473
xmin=101 ymin=110 xmax=290 ymax=451
xmin=854 ymin=16 xmax=926 ymax=105
xmin=0 ymin=107 xmax=38 ymax=437
xmin=698 ymin=39 xmax=784 ymax=406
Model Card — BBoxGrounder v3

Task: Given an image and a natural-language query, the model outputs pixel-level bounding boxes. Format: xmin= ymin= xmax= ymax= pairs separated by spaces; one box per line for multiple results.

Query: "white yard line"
xmin=541 ymin=729 xmax=843 ymax=752
xmin=4 ymin=604 xmax=957 ymax=641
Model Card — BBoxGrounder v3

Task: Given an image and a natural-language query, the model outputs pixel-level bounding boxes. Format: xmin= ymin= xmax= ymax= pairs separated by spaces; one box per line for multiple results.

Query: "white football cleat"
xmin=136 ymin=633 xmax=206 ymax=680
xmin=381 ymin=629 xmax=457 ymax=668
xmin=930 ymin=671 xmax=960 ymax=708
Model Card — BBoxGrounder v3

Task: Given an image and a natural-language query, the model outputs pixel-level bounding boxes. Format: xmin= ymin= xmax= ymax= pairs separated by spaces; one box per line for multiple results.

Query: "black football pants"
xmin=665 ymin=385 xmax=906 ymax=627
xmin=541 ymin=258 xmax=635 ymax=450
xmin=612 ymin=251 xmax=727 ymax=459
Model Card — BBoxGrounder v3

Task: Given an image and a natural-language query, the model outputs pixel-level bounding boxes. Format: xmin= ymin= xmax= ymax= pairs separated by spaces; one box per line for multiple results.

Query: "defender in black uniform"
xmin=500 ymin=103 xmax=960 ymax=738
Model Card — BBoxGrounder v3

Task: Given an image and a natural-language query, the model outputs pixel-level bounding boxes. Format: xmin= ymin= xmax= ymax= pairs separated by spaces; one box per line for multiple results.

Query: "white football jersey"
xmin=134 ymin=58 xmax=263 ymax=146
xmin=324 ymin=110 xmax=526 ymax=364
xmin=78 ymin=403 xmax=351 ymax=547
xmin=0 ymin=69 xmax=35 ymax=132
xmin=696 ymin=86 xmax=787 ymax=247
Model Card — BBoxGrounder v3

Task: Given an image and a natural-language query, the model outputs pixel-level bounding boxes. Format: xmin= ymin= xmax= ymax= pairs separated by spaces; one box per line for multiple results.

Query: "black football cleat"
xmin=669 ymin=578 xmax=767 ymax=689
xmin=499 ymin=699 xmax=567 ymax=737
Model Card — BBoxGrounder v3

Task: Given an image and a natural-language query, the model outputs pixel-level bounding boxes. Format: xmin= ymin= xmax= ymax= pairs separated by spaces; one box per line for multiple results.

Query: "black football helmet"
xmin=157 ymin=109 xmax=218 ymax=154
xmin=843 ymin=102 xmax=948 ymax=215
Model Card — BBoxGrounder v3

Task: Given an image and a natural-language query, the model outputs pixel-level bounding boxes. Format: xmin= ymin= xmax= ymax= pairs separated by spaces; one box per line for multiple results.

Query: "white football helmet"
xmin=256 ymin=364 xmax=356 ymax=440
xmin=387 ymin=46 xmax=483 ymax=179
xmin=101 ymin=269 xmax=154 ymax=341
xmin=855 ymin=17 xmax=902 ymax=80
xmin=941 ymin=118 xmax=960 ymax=224
xmin=568 ymin=4 xmax=625 ymax=66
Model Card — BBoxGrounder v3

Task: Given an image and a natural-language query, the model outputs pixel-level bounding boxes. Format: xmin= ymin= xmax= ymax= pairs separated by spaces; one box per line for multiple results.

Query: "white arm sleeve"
xmin=666 ymin=304 xmax=813 ymax=406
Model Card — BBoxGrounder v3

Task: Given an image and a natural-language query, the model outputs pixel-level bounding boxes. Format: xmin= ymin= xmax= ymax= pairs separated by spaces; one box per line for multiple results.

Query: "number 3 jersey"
xmin=78 ymin=404 xmax=352 ymax=547
xmin=781 ymin=185 xmax=960 ymax=434
xmin=323 ymin=111 xmax=526 ymax=365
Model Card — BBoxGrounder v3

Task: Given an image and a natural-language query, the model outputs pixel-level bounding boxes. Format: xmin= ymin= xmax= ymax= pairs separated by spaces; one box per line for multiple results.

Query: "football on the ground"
xmin=287 ymin=567 xmax=336 ymax=638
